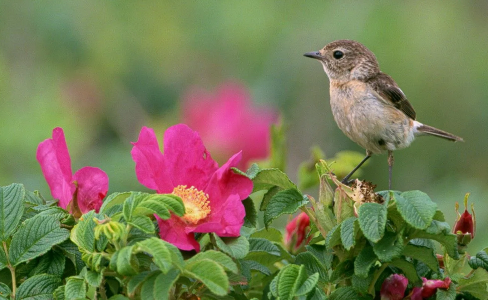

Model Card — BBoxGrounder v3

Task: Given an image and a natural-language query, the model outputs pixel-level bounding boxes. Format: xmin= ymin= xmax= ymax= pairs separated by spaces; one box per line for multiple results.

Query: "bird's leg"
xmin=388 ymin=150 xmax=394 ymax=190
xmin=341 ymin=150 xmax=372 ymax=185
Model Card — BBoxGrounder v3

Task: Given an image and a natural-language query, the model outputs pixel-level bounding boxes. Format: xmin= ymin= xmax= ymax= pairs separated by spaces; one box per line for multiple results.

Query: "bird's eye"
xmin=333 ymin=50 xmax=344 ymax=59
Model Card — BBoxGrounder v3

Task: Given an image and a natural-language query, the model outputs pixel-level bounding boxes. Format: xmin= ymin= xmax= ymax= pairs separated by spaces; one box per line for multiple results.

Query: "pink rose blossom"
xmin=380 ymin=274 xmax=408 ymax=300
xmin=131 ymin=124 xmax=253 ymax=251
xmin=410 ymin=277 xmax=452 ymax=299
xmin=182 ymin=81 xmax=277 ymax=168
xmin=284 ymin=212 xmax=311 ymax=252
xmin=36 ymin=127 xmax=108 ymax=215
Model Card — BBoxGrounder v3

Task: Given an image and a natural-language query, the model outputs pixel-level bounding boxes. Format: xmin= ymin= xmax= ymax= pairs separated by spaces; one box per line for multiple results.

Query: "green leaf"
xmin=340 ymin=217 xmax=358 ymax=251
xmin=16 ymin=274 xmax=61 ymax=300
xmin=329 ymin=286 xmax=371 ymax=300
xmin=239 ymin=260 xmax=271 ymax=278
xmin=394 ymin=191 xmax=437 ymax=230
xmin=469 ymin=249 xmax=488 ymax=271
xmin=250 ymin=227 xmax=283 ymax=243
xmin=0 ymin=282 xmax=10 ymax=300
xmin=214 ymin=235 xmax=249 ymax=259
xmin=436 ymin=282 xmax=457 ymax=300
xmin=128 ymin=215 xmax=155 ymax=233
xmin=85 ymin=268 xmax=104 ymax=287
xmin=30 ymin=250 xmax=65 ymax=276
xmin=70 ymin=210 xmax=97 ymax=252
xmin=55 ymin=240 xmax=85 ymax=274
xmin=354 ymin=245 xmax=377 ymax=278
xmin=65 ymin=276 xmax=86 ymax=300
xmin=390 ymin=258 xmax=420 ymax=284
xmin=373 ymin=231 xmax=404 ymax=262
xmin=111 ymin=246 xmax=139 ymax=276
xmin=295 ymin=252 xmax=328 ymax=283
xmin=358 ymin=202 xmax=387 ymax=243
xmin=457 ymin=268 xmax=488 ymax=300
xmin=0 ymin=183 xmax=25 ymax=241
xmin=296 ymin=272 xmax=319 ymax=296
xmin=409 ymin=221 xmax=458 ymax=259
xmin=264 ymin=189 xmax=308 ymax=227
xmin=184 ymin=259 xmax=229 ymax=296
xmin=249 ymin=238 xmax=280 ymax=256
xmin=8 ymin=214 xmax=70 ymax=266
xmin=325 ymin=224 xmax=341 ymax=249
xmin=403 ymin=243 xmax=439 ymax=272
xmin=330 ymin=260 xmax=354 ymax=283
xmin=252 ymin=168 xmax=297 ymax=193
xmin=135 ymin=237 xmax=181 ymax=273
xmin=138 ymin=194 xmax=185 ymax=219
xmin=140 ymin=270 xmax=180 ymax=300
xmin=275 ymin=265 xmax=308 ymax=300
xmin=186 ymin=250 xmax=238 ymax=274
xmin=243 ymin=197 xmax=257 ymax=228
xmin=127 ymin=271 xmax=151 ymax=295
xmin=52 ymin=286 xmax=64 ymax=300
xmin=100 ymin=192 xmax=131 ymax=214
xmin=260 ymin=186 xmax=281 ymax=212
xmin=108 ymin=296 xmax=130 ymax=300
xmin=0 ymin=246 xmax=6 ymax=271
xmin=123 ymin=192 xmax=145 ymax=222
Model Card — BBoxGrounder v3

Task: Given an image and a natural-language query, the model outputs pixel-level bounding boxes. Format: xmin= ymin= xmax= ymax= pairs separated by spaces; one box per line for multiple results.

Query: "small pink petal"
xmin=196 ymin=151 xmax=253 ymax=236
xmin=36 ymin=127 xmax=75 ymax=209
xmin=422 ymin=277 xmax=451 ymax=298
xmin=131 ymin=127 xmax=173 ymax=193
xmin=410 ymin=287 xmax=423 ymax=300
xmin=157 ymin=214 xmax=200 ymax=251
xmin=162 ymin=124 xmax=218 ymax=190
xmin=73 ymin=167 xmax=108 ymax=213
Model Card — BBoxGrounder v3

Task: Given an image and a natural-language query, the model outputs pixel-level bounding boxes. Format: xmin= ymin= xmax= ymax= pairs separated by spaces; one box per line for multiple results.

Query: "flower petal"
xmin=36 ymin=127 xmax=75 ymax=209
xmin=156 ymin=214 xmax=200 ymax=251
xmin=131 ymin=127 xmax=173 ymax=193
xmin=73 ymin=167 xmax=108 ymax=213
xmin=195 ymin=151 xmax=253 ymax=236
xmin=162 ymin=124 xmax=218 ymax=190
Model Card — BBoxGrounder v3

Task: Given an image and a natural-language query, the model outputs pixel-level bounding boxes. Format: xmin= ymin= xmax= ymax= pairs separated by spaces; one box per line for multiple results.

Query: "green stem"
xmin=2 ymin=241 xmax=16 ymax=299
xmin=368 ymin=262 xmax=389 ymax=296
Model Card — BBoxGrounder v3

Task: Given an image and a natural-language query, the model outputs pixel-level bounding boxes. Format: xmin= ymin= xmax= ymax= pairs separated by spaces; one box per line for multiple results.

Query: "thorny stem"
xmin=2 ymin=241 xmax=16 ymax=299
xmin=368 ymin=262 xmax=389 ymax=295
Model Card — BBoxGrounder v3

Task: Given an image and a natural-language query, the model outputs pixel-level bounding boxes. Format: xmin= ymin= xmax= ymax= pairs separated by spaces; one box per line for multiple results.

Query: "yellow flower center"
xmin=172 ymin=185 xmax=211 ymax=225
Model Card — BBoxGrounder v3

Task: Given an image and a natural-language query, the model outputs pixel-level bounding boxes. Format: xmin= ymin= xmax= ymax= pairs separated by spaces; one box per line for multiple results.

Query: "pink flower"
xmin=284 ymin=212 xmax=311 ymax=252
xmin=36 ymin=127 xmax=108 ymax=215
xmin=131 ymin=124 xmax=253 ymax=251
xmin=410 ymin=277 xmax=452 ymax=300
xmin=380 ymin=274 xmax=408 ymax=300
xmin=182 ymin=81 xmax=277 ymax=169
xmin=453 ymin=193 xmax=475 ymax=239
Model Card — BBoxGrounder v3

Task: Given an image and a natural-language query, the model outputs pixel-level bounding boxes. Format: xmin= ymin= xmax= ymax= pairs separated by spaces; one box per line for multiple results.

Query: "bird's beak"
xmin=304 ymin=51 xmax=322 ymax=60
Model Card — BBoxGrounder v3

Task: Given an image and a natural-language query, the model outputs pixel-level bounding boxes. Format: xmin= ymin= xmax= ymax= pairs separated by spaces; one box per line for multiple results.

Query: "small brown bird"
xmin=304 ymin=40 xmax=463 ymax=189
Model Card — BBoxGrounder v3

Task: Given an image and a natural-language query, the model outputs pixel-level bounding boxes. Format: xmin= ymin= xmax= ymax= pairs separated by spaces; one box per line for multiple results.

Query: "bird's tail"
xmin=414 ymin=121 xmax=463 ymax=142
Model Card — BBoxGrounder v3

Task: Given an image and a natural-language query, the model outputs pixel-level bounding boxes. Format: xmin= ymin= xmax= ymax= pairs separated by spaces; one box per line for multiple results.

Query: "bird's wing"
xmin=369 ymin=73 xmax=417 ymax=120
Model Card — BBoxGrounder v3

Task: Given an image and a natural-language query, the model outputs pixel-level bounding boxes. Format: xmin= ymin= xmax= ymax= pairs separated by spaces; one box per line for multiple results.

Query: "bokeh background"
xmin=1 ymin=2 xmax=487 ymax=250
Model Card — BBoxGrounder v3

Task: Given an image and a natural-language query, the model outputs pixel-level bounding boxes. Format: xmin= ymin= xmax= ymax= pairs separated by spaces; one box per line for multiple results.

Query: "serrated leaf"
xmin=403 ymin=243 xmax=439 ymax=272
xmin=184 ymin=259 xmax=229 ymax=296
xmin=8 ymin=214 xmax=69 ymax=266
xmin=358 ymin=202 xmax=387 ymax=243
xmin=55 ymin=240 xmax=85 ymax=273
xmin=239 ymin=260 xmax=271 ymax=279
xmin=325 ymin=224 xmax=341 ymax=249
xmin=214 ymin=235 xmax=249 ymax=259
xmin=252 ymin=168 xmax=297 ymax=193
xmin=296 ymin=272 xmax=319 ymax=296
xmin=65 ymin=276 xmax=86 ymax=300
xmin=243 ymin=197 xmax=257 ymax=228
xmin=136 ymin=237 xmax=182 ymax=273
xmin=340 ymin=217 xmax=358 ymax=251
xmin=354 ymin=245 xmax=377 ymax=278
xmin=250 ymin=227 xmax=283 ymax=243
xmin=111 ymin=246 xmax=138 ymax=275
xmin=373 ymin=231 xmax=404 ymax=262
xmin=275 ymin=265 xmax=307 ymax=300
xmin=409 ymin=223 xmax=458 ymax=259
xmin=186 ymin=250 xmax=238 ymax=274
xmin=469 ymin=249 xmax=488 ymax=271
xmin=52 ymin=286 xmax=64 ymax=300
xmin=128 ymin=215 xmax=155 ymax=233
xmin=329 ymin=286 xmax=371 ymax=300
xmin=0 ymin=183 xmax=25 ymax=241
xmin=390 ymin=258 xmax=420 ymax=284
xmin=140 ymin=270 xmax=180 ymax=300
xmin=249 ymin=238 xmax=280 ymax=256
xmin=0 ymin=282 xmax=10 ymax=299
xmin=295 ymin=252 xmax=328 ymax=283
xmin=108 ymin=295 xmax=130 ymax=300
xmin=123 ymin=192 xmax=146 ymax=222
xmin=127 ymin=271 xmax=151 ymax=295
xmin=30 ymin=250 xmax=65 ymax=276
xmin=16 ymin=274 xmax=61 ymax=300
xmin=100 ymin=192 xmax=131 ymax=214
xmin=0 ymin=245 xmax=6 ymax=271
xmin=436 ymin=282 xmax=457 ymax=300
xmin=457 ymin=268 xmax=488 ymax=300
xmin=139 ymin=194 xmax=185 ymax=219
xmin=85 ymin=269 xmax=104 ymax=287
xmin=70 ymin=211 xmax=97 ymax=252
xmin=263 ymin=189 xmax=308 ymax=227
xmin=260 ymin=186 xmax=281 ymax=212
xmin=330 ymin=260 xmax=354 ymax=283
xmin=394 ymin=191 xmax=437 ymax=230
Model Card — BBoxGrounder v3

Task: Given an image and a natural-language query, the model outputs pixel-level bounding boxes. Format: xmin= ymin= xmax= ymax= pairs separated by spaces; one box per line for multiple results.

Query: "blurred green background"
xmin=1 ymin=2 xmax=487 ymax=249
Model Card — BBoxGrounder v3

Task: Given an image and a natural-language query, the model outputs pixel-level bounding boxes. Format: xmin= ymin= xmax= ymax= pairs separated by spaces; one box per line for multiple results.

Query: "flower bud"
xmin=453 ymin=193 xmax=475 ymax=253
xmin=284 ymin=212 xmax=311 ymax=252
xmin=380 ymin=274 xmax=408 ymax=300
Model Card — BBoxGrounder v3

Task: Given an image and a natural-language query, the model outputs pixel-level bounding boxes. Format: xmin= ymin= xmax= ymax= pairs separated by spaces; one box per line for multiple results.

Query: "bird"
xmin=304 ymin=39 xmax=463 ymax=190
